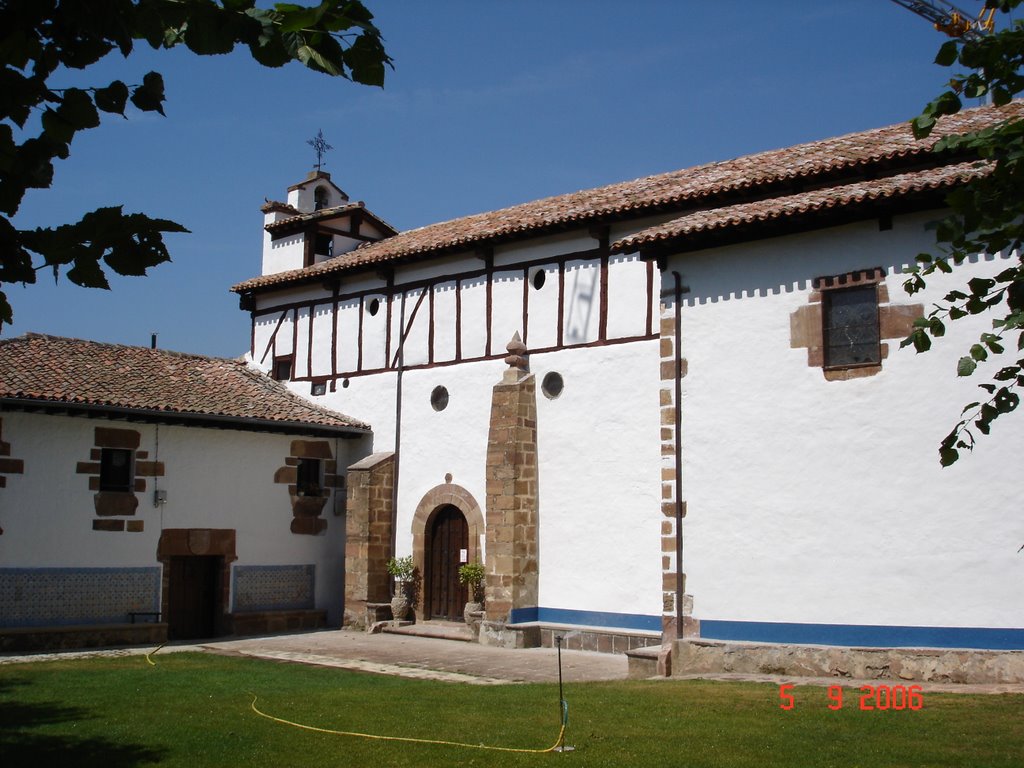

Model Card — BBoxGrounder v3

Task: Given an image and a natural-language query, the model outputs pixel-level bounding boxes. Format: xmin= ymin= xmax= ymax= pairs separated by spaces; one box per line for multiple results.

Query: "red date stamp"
xmin=779 ymin=683 xmax=924 ymax=711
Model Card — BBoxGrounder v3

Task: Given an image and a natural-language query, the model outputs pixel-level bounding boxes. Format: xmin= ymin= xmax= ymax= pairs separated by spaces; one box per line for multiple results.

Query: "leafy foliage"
xmin=901 ymin=0 xmax=1024 ymax=465
xmin=386 ymin=555 xmax=415 ymax=583
xmin=0 ymin=0 xmax=391 ymax=325
xmin=458 ymin=560 xmax=486 ymax=602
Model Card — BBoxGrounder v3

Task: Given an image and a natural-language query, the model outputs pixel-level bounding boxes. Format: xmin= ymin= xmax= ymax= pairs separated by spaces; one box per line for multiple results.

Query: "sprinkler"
xmin=553 ymin=635 xmax=575 ymax=752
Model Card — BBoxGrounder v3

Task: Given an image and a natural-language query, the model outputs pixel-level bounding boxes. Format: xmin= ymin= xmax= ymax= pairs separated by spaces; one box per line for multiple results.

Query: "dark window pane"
xmin=273 ymin=356 xmax=292 ymax=381
xmin=823 ymin=285 xmax=880 ymax=367
xmin=430 ymin=385 xmax=449 ymax=412
xmin=100 ymin=448 xmax=133 ymax=492
xmin=315 ymin=233 xmax=333 ymax=257
xmin=297 ymin=458 xmax=321 ymax=496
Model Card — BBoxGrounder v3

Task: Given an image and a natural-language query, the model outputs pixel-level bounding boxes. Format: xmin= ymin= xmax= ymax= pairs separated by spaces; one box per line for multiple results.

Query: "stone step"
xmin=381 ymin=620 xmax=474 ymax=643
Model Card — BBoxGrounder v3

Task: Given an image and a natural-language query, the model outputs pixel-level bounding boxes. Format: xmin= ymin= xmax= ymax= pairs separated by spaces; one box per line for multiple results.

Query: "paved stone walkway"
xmin=203 ymin=629 xmax=626 ymax=684
xmin=2 ymin=628 xmax=1022 ymax=695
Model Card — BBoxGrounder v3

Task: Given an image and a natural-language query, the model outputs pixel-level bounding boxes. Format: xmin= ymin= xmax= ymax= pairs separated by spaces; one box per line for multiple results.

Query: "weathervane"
xmin=307 ymin=129 xmax=333 ymax=172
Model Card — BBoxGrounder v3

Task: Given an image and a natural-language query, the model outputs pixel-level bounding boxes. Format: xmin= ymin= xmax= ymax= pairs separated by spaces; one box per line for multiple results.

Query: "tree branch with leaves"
xmin=901 ymin=0 xmax=1024 ymax=465
xmin=0 ymin=0 xmax=391 ymax=326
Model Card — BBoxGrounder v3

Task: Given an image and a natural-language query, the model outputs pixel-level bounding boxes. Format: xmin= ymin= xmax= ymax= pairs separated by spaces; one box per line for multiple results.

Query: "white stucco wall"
xmin=526 ymin=263 xmax=560 ymax=350
xmin=667 ymin=213 xmax=1024 ymax=633
xmin=532 ymin=341 xmax=663 ymax=620
xmin=389 ymin=340 xmax=663 ymax=624
xmin=315 ymin=371 xmax=399 ymax=451
xmin=246 ymin=223 xmax=664 ymax=630
xmin=392 ymin=362 xmax=500 ymax=559
xmin=491 ymin=270 xmax=524 ymax=352
xmin=460 ymin=275 xmax=489 ymax=358
xmin=433 ymin=281 xmax=458 ymax=362
xmin=563 ymin=259 xmax=601 ymax=345
xmin=262 ymin=229 xmax=305 ymax=276
xmin=0 ymin=413 xmax=359 ymax=625
xmin=607 ymin=254 xmax=652 ymax=339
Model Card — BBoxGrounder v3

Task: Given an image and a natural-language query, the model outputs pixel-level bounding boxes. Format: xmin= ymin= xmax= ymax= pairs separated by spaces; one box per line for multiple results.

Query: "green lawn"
xmin=1 ymin=652 xmax=1021 ymax=767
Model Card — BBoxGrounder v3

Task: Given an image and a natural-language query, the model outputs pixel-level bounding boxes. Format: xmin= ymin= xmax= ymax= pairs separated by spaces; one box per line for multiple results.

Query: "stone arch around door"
xmin=411 ymin=483 xmax=484 ymax=619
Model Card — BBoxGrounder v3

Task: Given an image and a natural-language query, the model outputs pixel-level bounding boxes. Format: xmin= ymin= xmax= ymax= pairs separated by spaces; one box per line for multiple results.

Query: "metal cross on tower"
xmin=307 ymin=130 xmax=334 ymax=172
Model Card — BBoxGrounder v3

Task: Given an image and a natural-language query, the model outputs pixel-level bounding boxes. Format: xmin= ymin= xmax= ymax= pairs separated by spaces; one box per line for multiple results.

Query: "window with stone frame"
xmin=99 ymin=448 xmax=134 ymax=492
xmin=791 ymin=266 xmax=923 ymax=382
xmin=296 ymin=458 xmax=322 ymax=497
xmin=822 ymin=283 xmax=882 ymax=368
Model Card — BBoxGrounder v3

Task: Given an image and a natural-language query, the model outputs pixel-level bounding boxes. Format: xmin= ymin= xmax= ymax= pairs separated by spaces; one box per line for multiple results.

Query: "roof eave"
xmin=0 ymin=397 xmax=371 ymax=439
xmin=617 ymin=188 xmax=952 ymax=260
xmin=232 ymin=215 xmax=610 ymax=295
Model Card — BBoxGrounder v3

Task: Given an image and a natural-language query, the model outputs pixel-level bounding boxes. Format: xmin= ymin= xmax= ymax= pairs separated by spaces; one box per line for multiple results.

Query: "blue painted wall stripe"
xmin=701 ymin=620 xmax=1024 ymax=651
xmin=501 ymin=609 xmax=1024 ymax=650
xmin=508 ymin=606 xmax=661 ymax=632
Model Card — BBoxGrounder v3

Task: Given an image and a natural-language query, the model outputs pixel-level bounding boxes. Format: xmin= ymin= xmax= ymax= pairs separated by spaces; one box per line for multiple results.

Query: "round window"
xmin=541 ymin=371 xmax=564 ymax=400
xmin=532 ymin=269 xmax=546 ymax=290
xmin=430 ymin=385 xmax=449 ymax=412
xmin=367 ymin=297 xmax=380 ymax=316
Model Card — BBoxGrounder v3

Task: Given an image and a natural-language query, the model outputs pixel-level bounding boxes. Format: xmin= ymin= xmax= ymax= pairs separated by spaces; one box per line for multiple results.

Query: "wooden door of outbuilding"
xmin=166 ymin=555 xmax=221 ymax=640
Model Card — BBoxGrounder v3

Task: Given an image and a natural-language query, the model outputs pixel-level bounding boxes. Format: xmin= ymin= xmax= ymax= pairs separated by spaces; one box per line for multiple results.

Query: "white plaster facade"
xmin=236 ymin=108 xmax=1024 ymax=653
xmin=5 ymin=107 xmax=1021 ymax=664
xmin=0 ymin=409 xmax=362 ymax=634
xmin=246 ymin=224 xmax=665 ymax=635
xmin=668 ymin=215 xmax=1023 ymax=645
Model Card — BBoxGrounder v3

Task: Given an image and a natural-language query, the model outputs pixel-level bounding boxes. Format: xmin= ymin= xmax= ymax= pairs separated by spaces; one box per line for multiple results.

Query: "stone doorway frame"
xmin=411 ymin=483 xmax=484 ymax=619
xmin=157 ymin=528 xmax=237 ymax=636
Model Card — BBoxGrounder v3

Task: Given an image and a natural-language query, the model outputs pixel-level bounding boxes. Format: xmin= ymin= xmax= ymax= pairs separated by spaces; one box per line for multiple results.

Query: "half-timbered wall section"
xmin=249 ymin=232 xmax=660 ymax=390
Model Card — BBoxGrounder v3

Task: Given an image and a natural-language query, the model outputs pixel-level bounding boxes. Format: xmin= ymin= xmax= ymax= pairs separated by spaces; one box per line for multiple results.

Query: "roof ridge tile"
xmin=233 ymin=102 xmax=1022 ymax=294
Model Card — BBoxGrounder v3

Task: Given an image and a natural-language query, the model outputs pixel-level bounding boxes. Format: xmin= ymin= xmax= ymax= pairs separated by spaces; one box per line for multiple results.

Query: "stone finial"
xmin=504 ymin=332 xmax=528 ymax=372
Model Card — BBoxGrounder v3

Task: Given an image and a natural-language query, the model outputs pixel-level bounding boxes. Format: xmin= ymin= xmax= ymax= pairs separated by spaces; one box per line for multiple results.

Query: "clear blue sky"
xmin=5 ymin=1 xmax=974 ymax=357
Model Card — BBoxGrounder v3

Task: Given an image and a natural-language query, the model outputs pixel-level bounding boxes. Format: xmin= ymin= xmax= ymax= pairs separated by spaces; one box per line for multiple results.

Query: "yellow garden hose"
xmin=144 ymin=643 xmax=166 ymax=666
xmin=249 ymin=694 xmax=567 ymax=754
xmin=145 ymin=648 xmax=569 ymax=753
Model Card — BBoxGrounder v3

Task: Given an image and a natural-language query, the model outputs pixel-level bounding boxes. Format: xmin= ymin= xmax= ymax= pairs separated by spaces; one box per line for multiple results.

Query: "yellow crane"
xmin=889 ymin=0 xmax=996 ymax=40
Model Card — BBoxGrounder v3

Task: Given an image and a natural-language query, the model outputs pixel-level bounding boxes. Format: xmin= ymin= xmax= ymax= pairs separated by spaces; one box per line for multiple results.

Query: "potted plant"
xmin=387 ymin=555 xmax=416 ymax=622
xmin=458 ymin=561 xmax=486 ymax=624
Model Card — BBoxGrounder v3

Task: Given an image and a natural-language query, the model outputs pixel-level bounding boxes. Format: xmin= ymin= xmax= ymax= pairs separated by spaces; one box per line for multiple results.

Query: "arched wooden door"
xmin=426 ymin=505 xmax=468 ymax=620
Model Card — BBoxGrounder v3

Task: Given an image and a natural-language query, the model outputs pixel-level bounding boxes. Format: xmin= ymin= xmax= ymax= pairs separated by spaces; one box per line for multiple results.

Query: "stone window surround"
xmin=0 ymin=417 xmax=25 ymax=491
xmin=273 ymin=439 xmax=345 ymax=535
xmin=790 ymin=267 xmax=923 ymax=382
xmin=76 ymin=427 xmax=164 ymax=533
xmin=0 ymin=417 xmax=25 ymax=536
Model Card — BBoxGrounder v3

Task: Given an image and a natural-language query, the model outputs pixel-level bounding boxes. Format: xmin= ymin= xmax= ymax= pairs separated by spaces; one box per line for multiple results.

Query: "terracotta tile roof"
xmin=261 ymin=199 xmax=299 ymax=214
xmin=232 ymin=103 xmax=1022 ymax=294
xmin=610 ymin=161 xmax=988 ymax=254
xmin=0 ymin=334 xmax=369 ymax=435
xmin=264 ymin=201 xmax=398 ymax=236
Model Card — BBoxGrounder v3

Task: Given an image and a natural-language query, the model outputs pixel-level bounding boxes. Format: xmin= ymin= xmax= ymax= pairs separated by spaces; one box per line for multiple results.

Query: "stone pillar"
xmin=481 ymin=333 xmax=540 ymax=648
xmin=659 ymin=289 xmax=698 ymax=661
xmin=343 ymin=452 xmax=395 ymax=628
